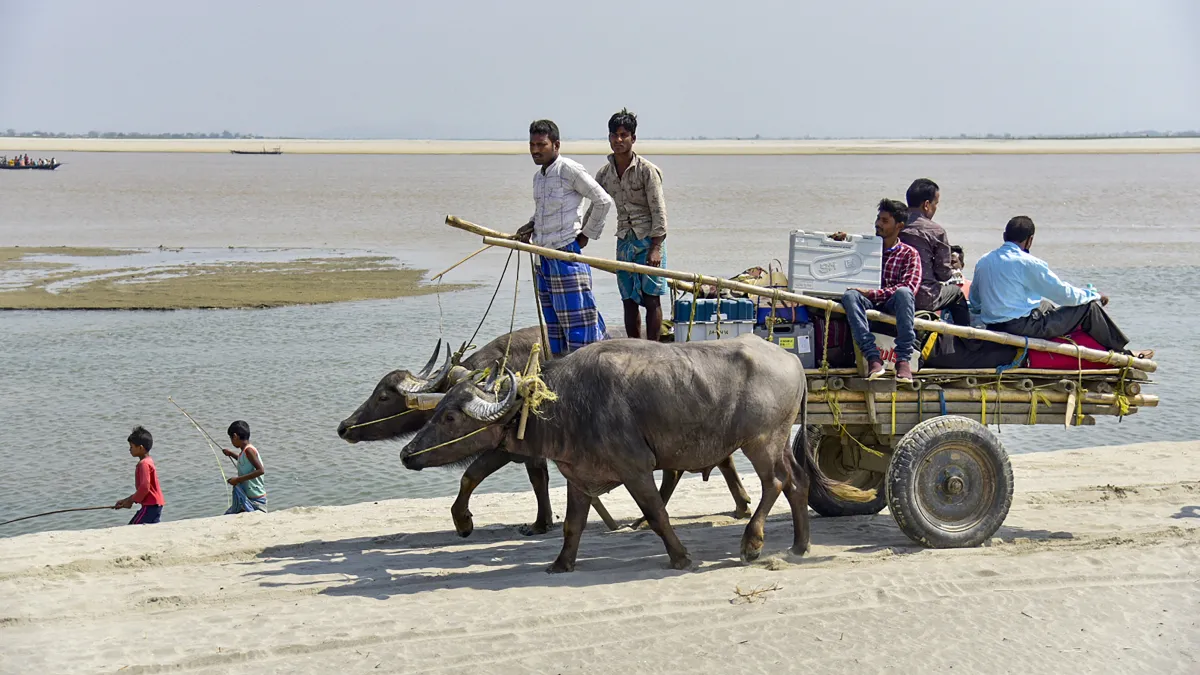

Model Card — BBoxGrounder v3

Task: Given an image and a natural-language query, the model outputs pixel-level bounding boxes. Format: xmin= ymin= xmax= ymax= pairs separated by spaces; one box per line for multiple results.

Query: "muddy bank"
xmin=0 ymin=247 xmax=470 ymax=310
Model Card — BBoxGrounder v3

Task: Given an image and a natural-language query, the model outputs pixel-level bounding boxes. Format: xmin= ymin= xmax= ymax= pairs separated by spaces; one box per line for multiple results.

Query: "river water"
xmin=1 ymin=151 xmax=1195 ymax=536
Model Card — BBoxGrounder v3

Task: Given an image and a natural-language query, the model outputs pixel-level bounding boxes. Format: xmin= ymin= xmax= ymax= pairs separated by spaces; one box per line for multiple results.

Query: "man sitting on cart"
xmin=836 ymin=198 xmax=922 ymax=383
xmin=971 ymin=216 xmax=1152 ymax=359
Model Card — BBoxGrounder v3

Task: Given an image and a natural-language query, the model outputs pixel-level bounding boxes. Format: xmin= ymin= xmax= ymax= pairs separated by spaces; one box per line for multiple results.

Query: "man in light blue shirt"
xmin=971 ymin=216 xmax=1132 ymax=353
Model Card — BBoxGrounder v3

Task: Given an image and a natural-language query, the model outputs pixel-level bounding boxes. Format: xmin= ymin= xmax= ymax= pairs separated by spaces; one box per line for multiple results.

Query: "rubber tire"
xmin=886 ymin=415 xmax=1013 ymax=548
xmin=796 ymin=426 xmax=888 ymax=517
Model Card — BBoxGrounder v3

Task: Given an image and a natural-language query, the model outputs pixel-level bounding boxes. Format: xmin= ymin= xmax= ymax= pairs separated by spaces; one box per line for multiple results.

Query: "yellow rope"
xmin=890 ymin=391 xmax=897 ymax=437
xmin=821 ymin=395 xmax=885 ymax=458
xmin=1028 ymin=390 xmax=1052 ymax=424
xmin=344 ymin=408 xmax=417 ymax=431
xmin=686 ymin=278 xmax=700 ymax=342
xmin=518 ymin=343 xmax=558 ymax=418
xmin=980 ymin=386 xmax=988 ymax=425
xmin=404 ymin=426 xmax=491 ymax=458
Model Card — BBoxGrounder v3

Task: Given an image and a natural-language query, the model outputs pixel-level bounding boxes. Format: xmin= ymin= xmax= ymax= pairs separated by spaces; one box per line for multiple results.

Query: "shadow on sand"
xmin=246 ymin=509 xmax=1075 ymax=600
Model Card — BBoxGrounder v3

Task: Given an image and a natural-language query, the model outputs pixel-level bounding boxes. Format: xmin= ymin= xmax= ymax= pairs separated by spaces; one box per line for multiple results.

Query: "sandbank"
xmin=3 ymin=137 xmax=1200 ymax=155
xmin=1 ymin=441 xmax=1196 ymax=673
xmin=0 ymin=247 xmax=468 ymax=310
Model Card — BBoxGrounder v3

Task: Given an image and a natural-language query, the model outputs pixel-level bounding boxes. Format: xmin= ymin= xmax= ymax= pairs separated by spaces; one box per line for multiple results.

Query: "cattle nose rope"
xmin=404 ymin=426 xmax=491 ymax=458
xmin=344 ymin=407 xmax=417 ymax=431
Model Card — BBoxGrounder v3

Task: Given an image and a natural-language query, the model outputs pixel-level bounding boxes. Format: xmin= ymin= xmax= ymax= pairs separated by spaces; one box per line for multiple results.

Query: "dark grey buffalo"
xmin=338 ymin=326 xmax=752 ymax=537
xmin=400 ymin=334 xmax=875 ymax=572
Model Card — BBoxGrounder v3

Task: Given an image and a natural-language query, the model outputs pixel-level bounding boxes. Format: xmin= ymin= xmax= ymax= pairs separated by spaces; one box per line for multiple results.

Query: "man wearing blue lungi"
xmin=516 ymin=119 xmax=614 ymax=356
xmin=589 ymin=109 xmax=669 ymax=340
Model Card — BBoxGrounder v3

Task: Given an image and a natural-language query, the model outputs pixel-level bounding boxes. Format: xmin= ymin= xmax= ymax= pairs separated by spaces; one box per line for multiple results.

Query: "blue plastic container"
xmin=755 ymin=305 xmax=811 ymax=326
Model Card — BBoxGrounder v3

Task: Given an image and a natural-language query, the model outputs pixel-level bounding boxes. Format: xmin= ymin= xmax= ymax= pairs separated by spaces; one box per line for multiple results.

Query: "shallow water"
xmin=1 ymin=151 xmax=1195 ymax=536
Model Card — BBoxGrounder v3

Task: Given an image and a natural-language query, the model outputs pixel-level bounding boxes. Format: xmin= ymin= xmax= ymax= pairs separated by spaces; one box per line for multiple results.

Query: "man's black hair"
xmin=128 ymin=425 xmax=153 ymax=451
xmin=906 ymin=178 xmax=940 ymax=209
xmin=228 ymin=420 xmax=251 ymax=441
xmin=951 ymin=244 xmax=964 ymax=257
xmin=1004 ymin=216 xmax=1036 ymax=243
xmin=529 ymin=119 xmax=560 ymax=143
xmin=608 ymin=108 xmax=637 ymax=135
xmin=877 ymin=198 xmax=908 ymax=222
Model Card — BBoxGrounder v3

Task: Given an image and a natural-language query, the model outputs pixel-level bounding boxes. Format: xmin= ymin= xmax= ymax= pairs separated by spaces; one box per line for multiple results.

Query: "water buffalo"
xmin=337 ymin=326 xmax=752 ymax=537
xmin=400 ymin=334 xmax=875 ymax=572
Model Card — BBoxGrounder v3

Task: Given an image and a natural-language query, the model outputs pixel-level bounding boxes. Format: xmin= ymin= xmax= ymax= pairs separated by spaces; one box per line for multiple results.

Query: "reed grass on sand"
xmin=0 ymin=248 xmax=468 ymax=309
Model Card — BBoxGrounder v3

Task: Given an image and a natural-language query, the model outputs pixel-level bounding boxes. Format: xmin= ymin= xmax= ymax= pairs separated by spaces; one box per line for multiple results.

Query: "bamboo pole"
xmin=809 ymin=389 xmax=1156 ymax=407
xmin=445 ymin=215 xmax=1157 ymax=373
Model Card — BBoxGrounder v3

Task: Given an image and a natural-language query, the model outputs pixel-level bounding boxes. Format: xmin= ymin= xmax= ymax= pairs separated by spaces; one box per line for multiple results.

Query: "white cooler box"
xmin=679 ymin=320 xmax=756 ymax=342
xmin=787 ymin=230 xmax=882 ymax=298
xmin=870 ymin=333 xmax=920 ymax=374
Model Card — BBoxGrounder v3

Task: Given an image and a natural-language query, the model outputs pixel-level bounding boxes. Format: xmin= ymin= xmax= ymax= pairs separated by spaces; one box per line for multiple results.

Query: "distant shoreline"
xmin=4 ymin=137 xmax=1200 ymax=155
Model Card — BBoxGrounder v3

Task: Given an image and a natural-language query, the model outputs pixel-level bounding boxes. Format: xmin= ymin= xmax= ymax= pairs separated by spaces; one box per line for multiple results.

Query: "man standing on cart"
xmin=516 ymin=119 xmax=615 ymax=355
xmin=587 ymin=108 xmax=669 ymax=341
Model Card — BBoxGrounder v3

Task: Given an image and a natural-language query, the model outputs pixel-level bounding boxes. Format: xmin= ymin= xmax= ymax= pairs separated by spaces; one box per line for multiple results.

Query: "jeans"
xmin=841 ymin=288 xmax=916 ymax=364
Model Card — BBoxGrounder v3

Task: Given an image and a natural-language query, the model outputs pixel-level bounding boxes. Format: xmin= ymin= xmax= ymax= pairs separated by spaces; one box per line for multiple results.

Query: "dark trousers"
xmin=922 ymin=282 xmax=970 ymax=325
xmin=989 ymin=300 xmax=1129 ymax=353
xmin=129 ymin=505 xmax=163 ymax=525
xmin=841 ymin=288 xmax=916 ymax=363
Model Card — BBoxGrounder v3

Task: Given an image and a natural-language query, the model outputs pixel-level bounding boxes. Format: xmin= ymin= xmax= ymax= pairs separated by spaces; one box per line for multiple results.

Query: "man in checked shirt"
xmin=516 ymin=119 xmax=615 ymax=355
xmin=839 ymin=198 xmax=922 ymax=383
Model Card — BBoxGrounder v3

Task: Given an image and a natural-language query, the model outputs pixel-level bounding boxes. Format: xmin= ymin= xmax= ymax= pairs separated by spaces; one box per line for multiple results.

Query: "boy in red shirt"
xmin=114 ymin=426 xmax=165 ymax=524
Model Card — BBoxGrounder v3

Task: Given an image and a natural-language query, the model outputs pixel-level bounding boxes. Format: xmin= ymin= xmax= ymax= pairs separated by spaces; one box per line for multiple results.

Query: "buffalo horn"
xmin=463 ymin=371 xmax=520 ymax=422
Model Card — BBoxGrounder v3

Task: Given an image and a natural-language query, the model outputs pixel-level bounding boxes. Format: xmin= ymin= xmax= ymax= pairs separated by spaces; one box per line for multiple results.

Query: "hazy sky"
xmin=1 ymin=0 xmax=1197 ymax=139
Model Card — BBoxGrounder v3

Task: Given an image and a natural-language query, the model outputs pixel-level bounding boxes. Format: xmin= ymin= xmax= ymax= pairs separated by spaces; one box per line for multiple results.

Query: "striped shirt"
xmin=531 ymin=156 xmax=613 ymax=251
xmin=863 ymin=241 xmax=922 ymax=304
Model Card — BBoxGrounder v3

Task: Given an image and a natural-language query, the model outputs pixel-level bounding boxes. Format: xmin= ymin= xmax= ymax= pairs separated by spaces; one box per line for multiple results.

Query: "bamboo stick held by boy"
xmin=222 ymin=420 xmax=267 ymax=513
xmin=114 ymin=426 xmax=165 ymax=525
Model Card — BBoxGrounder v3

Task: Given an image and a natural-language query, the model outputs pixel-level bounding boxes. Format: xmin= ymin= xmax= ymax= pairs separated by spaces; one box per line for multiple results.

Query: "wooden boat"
xmin=0 ymin=162 xmax=60 ymax=170
xmin=230 ymin=147 xmax=282 ymax=155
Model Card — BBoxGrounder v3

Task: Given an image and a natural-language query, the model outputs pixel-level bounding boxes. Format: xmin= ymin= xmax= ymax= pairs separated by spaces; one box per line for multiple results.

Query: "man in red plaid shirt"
xmin=840 ymin=198 xmax=922 ymax=383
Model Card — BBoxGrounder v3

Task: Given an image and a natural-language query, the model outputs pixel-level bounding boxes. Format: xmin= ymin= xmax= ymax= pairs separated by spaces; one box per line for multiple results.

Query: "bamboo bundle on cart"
xmin=443 ymin=216 xmax=1157 ymax=373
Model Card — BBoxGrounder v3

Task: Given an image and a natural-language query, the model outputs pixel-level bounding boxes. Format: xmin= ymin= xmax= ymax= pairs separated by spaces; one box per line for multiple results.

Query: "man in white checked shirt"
xmin=515 ymin=119 xmax=615 ymax=355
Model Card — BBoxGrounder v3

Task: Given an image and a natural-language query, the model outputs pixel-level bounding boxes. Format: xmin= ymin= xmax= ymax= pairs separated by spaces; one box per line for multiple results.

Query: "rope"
xmin=518 ymin=345 xmax=558 ymax=418
xmin=431 ymin=244 xmax=493 ymax=281
xmin=821 ymin=395 xmax=885 ymax=458
xmin=168 ymin=397 xmax=230 ymax=484
xmin=529 ymin=252 xmax=552 ymax=361
xmin=501 ymin=252 xmax=521 ymax=372
xmin=461 ymin=249 xmax=515 ymax=362
xmin=890 ymin=391 xmax=897 ymax=437
xmin=820 ymin=305 xmax=833 ymax=375
xmin=938 ymin=389 xmax=947 ymax=416
xmin=980 ymin=386 xmax=988 ymax=425
xmin=403 ymin=426 xmax=491 ymax=458
xmin=343 ymin=407 xmax=417 ymax=431
xmin=686 ymin=277 xmax=700 ymax=342
xmin=1029 ymin=390 xmax=1052 ymax=424
xmin=1 ymin=505 xmax=115 ymax=527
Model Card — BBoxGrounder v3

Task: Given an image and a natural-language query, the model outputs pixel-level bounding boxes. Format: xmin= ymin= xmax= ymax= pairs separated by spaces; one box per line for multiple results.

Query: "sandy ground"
xmin=3 ymin=137 xmax=1200 ymax=155
xmin=0 ymin=248 xmax=459 ymax=310
xmin=1 ymin=441 xmax=1197 ymax=674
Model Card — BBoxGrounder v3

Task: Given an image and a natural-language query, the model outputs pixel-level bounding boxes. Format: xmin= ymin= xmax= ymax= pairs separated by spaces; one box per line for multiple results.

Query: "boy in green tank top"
xmin=222 ymin=420 xmax=267 ymax=513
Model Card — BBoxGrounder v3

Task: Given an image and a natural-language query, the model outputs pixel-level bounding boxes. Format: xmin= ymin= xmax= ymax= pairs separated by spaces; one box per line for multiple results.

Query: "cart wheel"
xmin=797 ymin=426 xmax=887 ymax=517
xmin=886 ymin=416 xmax=1013 ymax=548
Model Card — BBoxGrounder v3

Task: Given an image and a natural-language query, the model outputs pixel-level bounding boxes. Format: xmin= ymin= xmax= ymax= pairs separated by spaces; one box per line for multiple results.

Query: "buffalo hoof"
xmin=629 ymin=517 xmax=652 ymax=531
xmin=668 ymin=555 xmax=693 ymax=570
xmin=733 ymin=505 xmax=752 ymax=520
xmin=519 ymin=521 xmax=551 ymax=536
xmin=790 ymin=543 xmax=810 ymax=557
xmin=547 ymin=558 xmax=575 ymax=574
xmin=452 ymin=509 xmax=474 ymax=538
xmin=741 ymin=541 xmax=764 ymax=562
